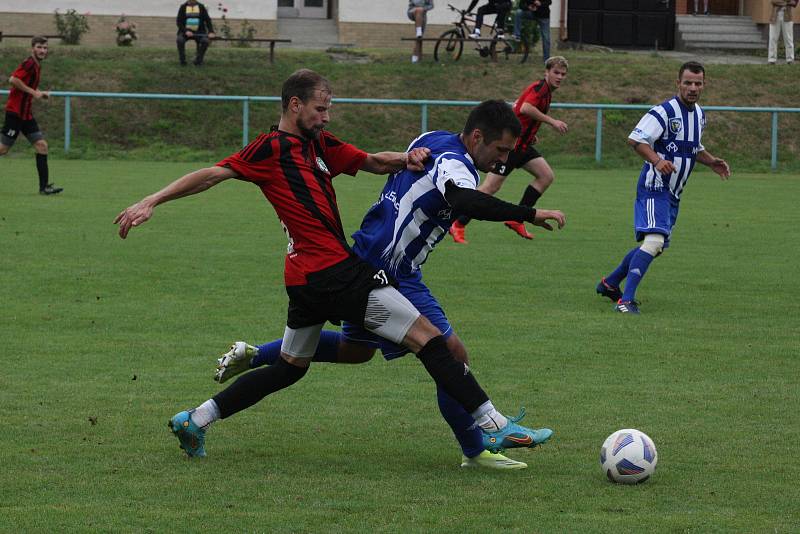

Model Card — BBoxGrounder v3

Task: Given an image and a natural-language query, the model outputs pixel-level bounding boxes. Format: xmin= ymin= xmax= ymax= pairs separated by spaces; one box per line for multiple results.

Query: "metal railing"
xmin=2 ymin=90 xmax=798 ymax=169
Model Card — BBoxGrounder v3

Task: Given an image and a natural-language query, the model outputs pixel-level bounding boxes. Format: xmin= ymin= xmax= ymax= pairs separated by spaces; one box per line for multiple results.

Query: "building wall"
xmin=0 ymin=1 xmax=277 ymax=20
xmin=0 ymin=12 xmax=278 ymax=46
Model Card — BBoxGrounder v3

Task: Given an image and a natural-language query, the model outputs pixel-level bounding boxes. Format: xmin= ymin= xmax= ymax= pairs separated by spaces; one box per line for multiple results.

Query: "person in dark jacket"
xmin=176 ymin=0 xmax=216 ymax=66
xmin=513 ymin=0 xmax=551 ymax=63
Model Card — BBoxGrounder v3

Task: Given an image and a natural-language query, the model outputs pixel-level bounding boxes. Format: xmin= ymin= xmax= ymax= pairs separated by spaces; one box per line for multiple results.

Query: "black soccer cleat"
xmin=40 ymin=184 xmax=63 ymax=195
xmin=596 ymin=278 xmax=622 ymax=302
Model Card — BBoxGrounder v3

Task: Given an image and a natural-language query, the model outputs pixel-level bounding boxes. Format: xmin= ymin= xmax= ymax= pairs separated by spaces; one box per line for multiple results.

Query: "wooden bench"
xmin=0 ymin=32 xmax=63 ymax=43
xmin=210 ymin=37 xmax=292 ymax=64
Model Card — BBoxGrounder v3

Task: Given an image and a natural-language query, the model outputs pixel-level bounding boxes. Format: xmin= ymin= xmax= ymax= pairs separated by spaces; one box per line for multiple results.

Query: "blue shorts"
xmin=341 ymin=275 xmax=452 ymax=360
xmin=634 ymin=188 xmax=680 ymax=248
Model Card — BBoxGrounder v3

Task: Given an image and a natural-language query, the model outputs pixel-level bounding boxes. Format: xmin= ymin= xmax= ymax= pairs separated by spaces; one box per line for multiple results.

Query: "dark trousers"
xmin=177 ymin=33 xmax=210 ymax=65
xmin=475 ymin=1 xmax=512 ymax=32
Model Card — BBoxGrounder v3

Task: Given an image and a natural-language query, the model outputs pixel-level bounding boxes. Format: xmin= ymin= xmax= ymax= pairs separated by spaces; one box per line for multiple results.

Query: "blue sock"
xmin=606 ymin=247 xmax=639 ymax=288
xmin=436 ymin=386 xmax=484 ymax=459
xmin=252 ymin=331 xmax=342 ymax=367
xmin=621 ymin=249 xmax=656 ymax=302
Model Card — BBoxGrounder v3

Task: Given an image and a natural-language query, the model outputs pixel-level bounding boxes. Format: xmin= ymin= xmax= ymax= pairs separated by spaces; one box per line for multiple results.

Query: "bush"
xmin=115 ymin=15 xmax=138 ymax=47
xmin=54 ymin=9 xmax=90 ymax=45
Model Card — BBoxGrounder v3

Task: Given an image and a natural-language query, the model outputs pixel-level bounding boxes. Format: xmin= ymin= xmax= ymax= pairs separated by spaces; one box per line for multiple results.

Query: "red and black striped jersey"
xmin=5 ymin=57 xmax=40 ymax=120
xmin=513 ymin=78 xmax=552 ymax=151
xmin=217 ymin=129 xmax=368 ymax=286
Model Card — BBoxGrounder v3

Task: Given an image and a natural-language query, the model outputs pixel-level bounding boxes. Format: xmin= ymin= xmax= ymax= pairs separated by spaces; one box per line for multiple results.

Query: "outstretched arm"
xmin=361 ymin=147 xmax=431 ymax=174
xmin=696 ymin=150 xmax=731 ymax=179
xmin=114 ymin=165 xmax=238 ymax=239
xmin=444 ymin=181 xmax=565 ymax=230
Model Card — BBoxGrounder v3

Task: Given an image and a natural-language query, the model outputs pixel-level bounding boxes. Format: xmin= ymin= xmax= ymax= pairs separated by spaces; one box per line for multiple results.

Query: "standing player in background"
xmin=115 ymin=70 xmax=556 ymax=460
xmin=0 ymin=36 xmax=62 ymax=195
xmin=450 ymin=56 xmax=568 ymax=243
xmin=214 ymin=100 xmax=565 ymax=470
xmin=596 ymin=61 xmax=730 ymax=314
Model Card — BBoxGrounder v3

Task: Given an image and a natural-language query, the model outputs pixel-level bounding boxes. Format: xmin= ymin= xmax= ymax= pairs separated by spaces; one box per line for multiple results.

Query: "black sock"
xmin=212 ymin=356 xmax=308 ymax=419
xmin=36 ymin=153 xmax=49 ymax=190
xmin=456 ymin=215 xmax=471 ymax=226
xmin=519 ymin=185 xmax=541 ymax=208
xmin=415 ymin=335 xmax=488 ymax=414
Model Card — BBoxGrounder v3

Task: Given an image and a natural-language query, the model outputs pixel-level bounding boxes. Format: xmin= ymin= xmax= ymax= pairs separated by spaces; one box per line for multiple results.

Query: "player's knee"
xmin=640 ymin=233 xmax=665 ymax=257
xmin=404 ymin=315 xmax=443 ymax=353
xmin=0 ymin=144 xmax=9 ymax=156
xmin=446 ymin=335 xmax=469 ymax=364
xmin=34 ymin=139 xmax=48 ymax=154
xmin=534 ymin=169 xmax=555 ymax=189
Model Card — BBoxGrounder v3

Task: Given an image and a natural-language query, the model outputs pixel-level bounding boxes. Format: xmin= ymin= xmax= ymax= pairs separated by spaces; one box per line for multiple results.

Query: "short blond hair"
xmin=545 ymin=56 xmax=568 ymax=71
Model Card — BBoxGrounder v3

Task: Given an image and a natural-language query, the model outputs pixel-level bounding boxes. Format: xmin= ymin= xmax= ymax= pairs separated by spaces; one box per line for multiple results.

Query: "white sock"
xmin=191 ymin=399 xmax=220 ymax=429
xmin=411 ymin=55 xmax=419 ymax=63
xmin=471 ymin=401 xmax=508 ymax=432
xmin=416 ymin=27 xmax=423 ymax=38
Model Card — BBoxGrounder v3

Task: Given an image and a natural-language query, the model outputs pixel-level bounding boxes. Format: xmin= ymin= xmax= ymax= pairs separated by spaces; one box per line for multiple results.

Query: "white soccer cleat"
xmin=460 ymin=450 xmax=528 ymax=470
xmin=214 ymin=341 xmax=257 ymax=383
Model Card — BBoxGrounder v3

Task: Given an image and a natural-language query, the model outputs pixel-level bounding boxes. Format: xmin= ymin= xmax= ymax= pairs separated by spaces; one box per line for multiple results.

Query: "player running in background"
xmin=449 ymin=56 xmax=569 ymax=244
xmin=214 ymin=100 xmax=565 ymax=470
xmin=596 ymin=61 xmax=730 ymax=314
xmin=0 ymin=36 xmax=62 ymax=195
xmin=115 ymin=70 xmax=556 ymax=460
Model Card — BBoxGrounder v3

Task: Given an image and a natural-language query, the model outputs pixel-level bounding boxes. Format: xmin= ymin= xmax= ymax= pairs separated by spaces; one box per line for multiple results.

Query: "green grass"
xmin=1 ymin=159 xmax=798 ymax=532
xmin=1 ymin=46 xmax=799 ymax=170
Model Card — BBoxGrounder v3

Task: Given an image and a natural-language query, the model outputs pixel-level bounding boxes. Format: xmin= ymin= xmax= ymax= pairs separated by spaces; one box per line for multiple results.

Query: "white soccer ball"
xmin=600 ymin=429 xmax=658 ymax=484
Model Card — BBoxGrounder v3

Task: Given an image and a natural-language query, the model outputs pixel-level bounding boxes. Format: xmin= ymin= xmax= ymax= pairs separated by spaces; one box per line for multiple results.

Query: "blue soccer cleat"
xmin=614 ymin=299 xmax=641 ymax=314
xmin=596 ymin=278 xmax=623 ymax=302
xmin=481 ymin=408 xmax=553 ymax=453
xmin=168 ymin=410 xmax=207 ymax=458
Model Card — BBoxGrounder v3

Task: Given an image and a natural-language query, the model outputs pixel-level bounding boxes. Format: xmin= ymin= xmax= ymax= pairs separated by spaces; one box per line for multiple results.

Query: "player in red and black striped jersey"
xmin=450 ymin=55 xmax=569 ymax=243
xmin=116 ymin=69 xmax=551 ymax=458
xmin=0 ymin=36 xmax=62 ymax=195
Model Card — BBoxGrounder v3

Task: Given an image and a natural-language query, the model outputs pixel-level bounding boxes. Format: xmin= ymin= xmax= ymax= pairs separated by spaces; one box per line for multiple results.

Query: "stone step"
xmin=277 ymin=18 xmax=341 ymax=48
xmin=679 ymin=32 xmax=766 ymax=43
xmin=682 ymin=41 xmax=766 ymax=49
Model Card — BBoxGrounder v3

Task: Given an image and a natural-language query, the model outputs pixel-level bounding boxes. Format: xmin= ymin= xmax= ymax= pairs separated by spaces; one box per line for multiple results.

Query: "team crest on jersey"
xmin=315 ymin=157 xmax=329 ymax=174
xmin=669 ymin=118 xmax=683 ymax=134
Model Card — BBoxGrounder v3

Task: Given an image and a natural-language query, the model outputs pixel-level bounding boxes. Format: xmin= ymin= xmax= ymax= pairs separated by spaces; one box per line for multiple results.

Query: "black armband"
xmin=444 ymin=181 xmax=536 ymax=223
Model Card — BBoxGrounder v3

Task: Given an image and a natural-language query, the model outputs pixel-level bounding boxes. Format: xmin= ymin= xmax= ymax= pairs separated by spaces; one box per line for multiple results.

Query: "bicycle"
xmin=433 ymin=3 xmax=529 ymax=64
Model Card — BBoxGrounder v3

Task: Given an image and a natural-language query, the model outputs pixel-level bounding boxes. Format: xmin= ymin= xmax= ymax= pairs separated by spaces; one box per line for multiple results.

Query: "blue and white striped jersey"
xmin=351 ymin=130 xmax=479 ymax=279
xmin=629 ymin=96 xmax=706 ymax=200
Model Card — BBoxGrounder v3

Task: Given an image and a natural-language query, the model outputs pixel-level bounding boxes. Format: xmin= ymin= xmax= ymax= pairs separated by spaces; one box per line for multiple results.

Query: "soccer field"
xmin=1 ymin=159 xmax=798 ymax=531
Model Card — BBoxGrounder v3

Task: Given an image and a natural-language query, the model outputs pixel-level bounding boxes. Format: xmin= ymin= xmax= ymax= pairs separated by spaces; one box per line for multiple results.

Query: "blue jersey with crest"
xmin=629 ymin=96 xmax=706 ymax=200
xmin=351 ymin=130 xmax=479 ymax=280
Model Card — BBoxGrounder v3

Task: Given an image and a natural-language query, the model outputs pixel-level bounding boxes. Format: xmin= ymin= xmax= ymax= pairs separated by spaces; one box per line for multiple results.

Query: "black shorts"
xmin=492 ymin=144 xmax=542 ymax=176
xmin=1 ymin=112 xmax=43 ymax=147
xmin=285 ymin=255 xmax=396 ymax=329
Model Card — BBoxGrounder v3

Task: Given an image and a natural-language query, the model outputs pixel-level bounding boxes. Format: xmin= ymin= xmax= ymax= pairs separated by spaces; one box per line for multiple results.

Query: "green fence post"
xmin=64 ymin=95 xmax=71 ymax=153
xmin=771 ymin=111 xmax=778 ymax=170
xmin=243 ymin=99 xmax=250 ymax=147
xmin=595 ymin=108 xmax=603 ymax=163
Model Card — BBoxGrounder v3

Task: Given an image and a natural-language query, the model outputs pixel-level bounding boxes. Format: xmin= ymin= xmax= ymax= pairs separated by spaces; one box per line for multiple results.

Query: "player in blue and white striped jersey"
xmin=215 ymin=101 xmax=566 ymax=470
xmin=597 ymin=62 xmax=730 ymax=314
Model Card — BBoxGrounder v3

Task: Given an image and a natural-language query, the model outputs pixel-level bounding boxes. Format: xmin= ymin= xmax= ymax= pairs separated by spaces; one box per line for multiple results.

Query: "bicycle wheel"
xmin=434 ymin=29 xmax=464 ymax=63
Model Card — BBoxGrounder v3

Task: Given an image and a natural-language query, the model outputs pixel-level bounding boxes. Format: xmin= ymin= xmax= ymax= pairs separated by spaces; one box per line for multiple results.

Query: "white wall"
xmin=338 ymin=0 xmax=562 ymax=27
xmin=0 ymin=0 xmax=277 ymax=20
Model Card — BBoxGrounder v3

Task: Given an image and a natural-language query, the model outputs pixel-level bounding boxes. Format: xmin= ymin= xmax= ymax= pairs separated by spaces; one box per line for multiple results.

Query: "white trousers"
xmin=768 ymin=11 xmax=795 ymax=63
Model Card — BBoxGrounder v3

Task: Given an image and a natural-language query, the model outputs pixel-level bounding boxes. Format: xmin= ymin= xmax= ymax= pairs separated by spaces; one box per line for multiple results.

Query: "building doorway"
xmin=277 ymin=0 xmax=328 ymax=19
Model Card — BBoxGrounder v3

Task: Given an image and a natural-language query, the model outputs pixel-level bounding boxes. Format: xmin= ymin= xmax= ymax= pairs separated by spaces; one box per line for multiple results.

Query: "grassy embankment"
xmin=0 ymin=45 xmax=798 ymax=171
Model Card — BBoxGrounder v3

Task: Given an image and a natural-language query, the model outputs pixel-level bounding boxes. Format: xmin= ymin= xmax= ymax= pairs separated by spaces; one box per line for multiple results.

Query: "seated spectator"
xmin=177 ymin=0 xmax=216 ymax=66
xmin=408 ymin=0 xmax=434 ymax=64
xmin=467 ymin=0 xmax=512 ymax=38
